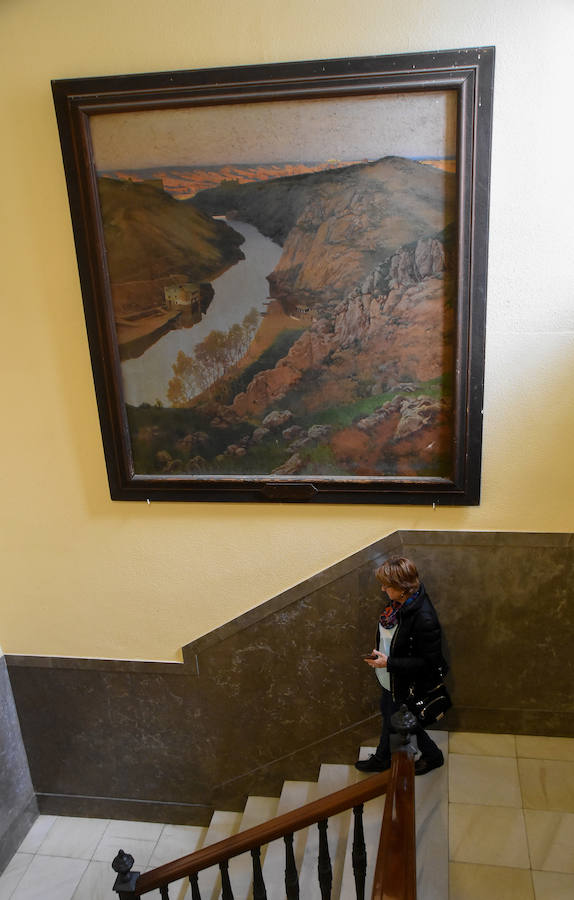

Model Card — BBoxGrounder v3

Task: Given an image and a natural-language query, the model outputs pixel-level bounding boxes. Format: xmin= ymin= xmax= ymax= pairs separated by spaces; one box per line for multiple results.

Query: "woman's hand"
xmin=365 ymin=650 xmax=388 ymax=668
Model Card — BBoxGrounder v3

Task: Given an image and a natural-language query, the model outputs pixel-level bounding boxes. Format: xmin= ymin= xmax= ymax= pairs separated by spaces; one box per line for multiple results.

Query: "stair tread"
xmin=339 ymin=792 xmax=387 ymax=898
xmin=239 ymin=795 xmax=281 ymax=830
xmin=227 ymin=796 xmax=281 ymax=900
xmin=196 ymin=810 xmax=243 ymax=900
xmin=261 ymin=779 xmax=318 ymax=900
xmin=276 ymin=779 xmax=318 ymax=814
xmin=297 ymin=762 xmax=359 ymax=899
xmin=177 ymin=734 xmax=448 ymax=900
xmin=140 ymin=824 xmax=207 ymax=900
xmin=415 ymin=730 xmax=449 ymax=900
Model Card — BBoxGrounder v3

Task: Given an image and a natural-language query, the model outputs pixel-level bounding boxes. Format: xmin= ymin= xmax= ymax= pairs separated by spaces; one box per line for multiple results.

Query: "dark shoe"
xmin=355 ymin=754 xmax=391 ymax=772
xmin=414 ymin=755 xmax=444 ymax=776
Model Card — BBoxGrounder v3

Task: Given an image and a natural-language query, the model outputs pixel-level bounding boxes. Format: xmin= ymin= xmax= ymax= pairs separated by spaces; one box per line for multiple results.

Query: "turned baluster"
xmin=352 ymin=804 xmax=367 ymax=900
xmin=188 ymin=872 xmax=202 ymax=900
xmin=219 ymin=859 xmax=234 ymax=900
xmin=251 ymin=846 xmax=267 ymax=900
xmin=317 ymin=819 xmax=332 ymax=899
xmin=284 ymin=832 xmax=299 ymax=899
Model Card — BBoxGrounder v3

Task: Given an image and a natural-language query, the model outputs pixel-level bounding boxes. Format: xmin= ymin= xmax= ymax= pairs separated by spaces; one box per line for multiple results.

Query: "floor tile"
xmin=449 ymin=861 xmax=534 ymax=899
xmin=102 ymin=820 xmax=164 ymax=842
xmin=92 ymin=833 xmax=158 ymax=870
xmin=422 ymin=729 xmax=449 ymax=753
xmin=516 ymin=735 xmax=574 ymax=762
xmin=16 ymin=816 xmax=57 ymax=854
xmin=449 ymin=732 xmax=516 ymax=758
xmin=532 ymin=870 xmax=574 ymax=900
xmin=36 ymin=817 xmax=109 ymax=860
xmin=0 ymin=854 xmax=34 ymax=900
xmin=449 ymin=754 xmax=522 ymax=807
xmin=518 ymin=758 xmax=574 ymax=812
xmin=524 ymin=809 xmax=574 ymax=873
xmin=71 ymin=860 xmax=114 ymax=900
xmin=11 ymin=856 xmax=88 ymax=900
xmin=449 ymin=804 xmax=530 ymax=869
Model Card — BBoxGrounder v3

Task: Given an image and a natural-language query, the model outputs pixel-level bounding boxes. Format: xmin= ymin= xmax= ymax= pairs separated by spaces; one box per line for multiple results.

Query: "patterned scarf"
xmin=379 ymin=586 xmax=420 ymax=629
xmin=379 ymin=599 xmax=402 ymax=630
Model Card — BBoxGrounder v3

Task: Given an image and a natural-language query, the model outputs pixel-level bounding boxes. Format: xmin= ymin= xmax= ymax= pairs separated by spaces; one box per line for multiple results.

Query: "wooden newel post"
xmin=391 ymin=703 xmax=418 ymax=749
xmin=112 ymin=849 xmax=141 ymax=898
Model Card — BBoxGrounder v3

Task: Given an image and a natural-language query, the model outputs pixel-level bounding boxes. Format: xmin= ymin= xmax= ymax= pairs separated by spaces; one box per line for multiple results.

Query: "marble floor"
xmin=1 ymin=731 xmax=573 ymax=899
xmin=449 ymin=732 xmax=574 ymax=900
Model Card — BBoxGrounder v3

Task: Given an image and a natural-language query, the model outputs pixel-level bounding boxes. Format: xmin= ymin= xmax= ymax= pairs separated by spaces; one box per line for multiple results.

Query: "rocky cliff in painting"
xmin=222 ymin=227 xmax=455 ymax=477
xmin=192 ymin=156 xmax=455 ymax=307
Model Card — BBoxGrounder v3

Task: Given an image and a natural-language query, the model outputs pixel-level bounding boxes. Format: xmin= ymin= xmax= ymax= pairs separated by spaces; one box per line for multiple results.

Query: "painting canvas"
xmin=53 ymin=48 xmax=494 ymax=503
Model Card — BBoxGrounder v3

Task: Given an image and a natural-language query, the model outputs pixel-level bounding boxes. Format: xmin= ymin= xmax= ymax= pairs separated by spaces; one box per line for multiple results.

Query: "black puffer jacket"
xmin=378 ymin=584 xmax=447 ymax=703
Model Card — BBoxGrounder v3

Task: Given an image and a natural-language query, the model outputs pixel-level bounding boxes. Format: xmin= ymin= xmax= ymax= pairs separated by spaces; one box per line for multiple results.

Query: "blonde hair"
xmin=375 ymin=557 xmax=420 ymax=594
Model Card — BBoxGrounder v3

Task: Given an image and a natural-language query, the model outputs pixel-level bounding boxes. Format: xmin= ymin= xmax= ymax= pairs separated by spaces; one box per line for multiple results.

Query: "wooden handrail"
xmin=135 ymin=769 xmax=391 ymax=895
xmin=371 ymin=750 xmax=416 ymax=900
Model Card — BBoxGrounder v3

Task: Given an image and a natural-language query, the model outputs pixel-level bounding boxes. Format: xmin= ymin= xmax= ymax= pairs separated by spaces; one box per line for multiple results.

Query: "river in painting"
xmin=120 ymin=219 xmax=282 ymax=407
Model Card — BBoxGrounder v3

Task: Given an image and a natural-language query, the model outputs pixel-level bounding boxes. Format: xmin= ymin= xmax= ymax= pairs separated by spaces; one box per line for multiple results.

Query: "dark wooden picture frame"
xmin=53 ymin=46 xmax=494 ymax=504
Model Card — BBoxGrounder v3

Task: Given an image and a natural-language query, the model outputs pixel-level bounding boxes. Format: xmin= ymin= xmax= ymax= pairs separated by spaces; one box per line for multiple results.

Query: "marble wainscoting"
xmin=5 ymin=531 xmax=574 ymax=826
xmin=0 ymin=653 xmax=37 ymax=874
xmin=399 ymin=532 xmax=574 ymax=736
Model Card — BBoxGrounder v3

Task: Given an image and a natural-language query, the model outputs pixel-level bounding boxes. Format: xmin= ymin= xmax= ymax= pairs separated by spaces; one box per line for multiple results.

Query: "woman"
xmin=356 ymin=556 xmax=447 ymax=776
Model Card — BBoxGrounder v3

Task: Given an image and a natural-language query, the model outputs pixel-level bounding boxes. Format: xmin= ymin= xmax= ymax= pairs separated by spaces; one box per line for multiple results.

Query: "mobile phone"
xmin=362 ymin=653 xmax=377 ymax=660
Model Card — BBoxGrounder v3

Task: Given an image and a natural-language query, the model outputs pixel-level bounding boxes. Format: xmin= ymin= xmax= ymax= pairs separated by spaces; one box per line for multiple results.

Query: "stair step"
xmin=156 ymin=735 xmax=447 ymax=900
xmin=356 ymin=744 xmax=378 ymax=762
xmin=227 ymin=795 xmax=281 ymax=900
xmin=262 ymin=779 xmax=318 ymax=900
xmin=338 ymin=743 xmax=387 ymax=897
xmin=298 ymin=763 xmax=359 ymax=900
xmin=140 ymin=824 xmax=207 ymax=900
xmin=195 ymin=810 xmax=243 ymax=900
xmin=414 ymin=730 xmax=449 ymax=900
xmin=339 ymin=793 xmax=386 ymax=899
xmin=343 ymin=733 xmax=450 ymax=900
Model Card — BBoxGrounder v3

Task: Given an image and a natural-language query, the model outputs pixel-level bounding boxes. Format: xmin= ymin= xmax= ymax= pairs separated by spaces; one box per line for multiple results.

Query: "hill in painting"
xmin=100 ymin=161 xmax=360 ymax=199
xmin=191 ymin=156 xmax=456 ymax=307
xmin=98 ymin=176 xmax=245 ymax=317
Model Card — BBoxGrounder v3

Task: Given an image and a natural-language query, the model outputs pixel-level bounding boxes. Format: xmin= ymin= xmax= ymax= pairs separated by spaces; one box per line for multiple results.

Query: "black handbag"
xmin=407 ymin=678 xmax=452 ymax=727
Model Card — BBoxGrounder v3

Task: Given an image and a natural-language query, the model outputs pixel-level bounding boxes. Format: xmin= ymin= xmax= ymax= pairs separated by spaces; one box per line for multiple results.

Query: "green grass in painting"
xmin=301 ymin=443 xmax=347 ymax=475
xmin=283 ymin=374 xmax=451 ymax=432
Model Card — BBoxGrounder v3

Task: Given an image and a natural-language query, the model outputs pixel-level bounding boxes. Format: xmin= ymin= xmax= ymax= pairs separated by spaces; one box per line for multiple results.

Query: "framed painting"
xmin=53 ymin=46 xmax=494 ymax=504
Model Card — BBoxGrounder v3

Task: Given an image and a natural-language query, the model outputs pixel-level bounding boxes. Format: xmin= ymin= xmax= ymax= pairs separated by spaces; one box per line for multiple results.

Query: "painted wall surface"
xmin=0 ymin=0 xmax=573 ymax=661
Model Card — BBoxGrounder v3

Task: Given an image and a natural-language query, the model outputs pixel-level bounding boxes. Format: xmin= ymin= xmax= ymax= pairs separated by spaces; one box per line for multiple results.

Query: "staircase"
xmin=137 ymin=730 xmax=448 ymax=900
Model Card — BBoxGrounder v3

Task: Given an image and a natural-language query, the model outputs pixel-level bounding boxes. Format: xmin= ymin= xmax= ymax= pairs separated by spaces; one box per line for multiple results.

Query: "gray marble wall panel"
xmin=399 ymin=531 xmax=574 ymax=736
xmin=5 ymin=531 xmax=574 ymax=825
xmin=0 ymin=655 xmax=37 ymax=873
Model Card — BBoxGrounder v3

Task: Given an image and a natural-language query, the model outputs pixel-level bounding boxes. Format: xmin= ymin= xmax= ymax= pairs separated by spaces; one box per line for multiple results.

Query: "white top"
xmin=376 ymin=622 xmax=396 ymax=691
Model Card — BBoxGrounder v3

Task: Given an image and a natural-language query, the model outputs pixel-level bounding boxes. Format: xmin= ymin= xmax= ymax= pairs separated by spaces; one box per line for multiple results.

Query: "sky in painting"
xmin=91 ymin=90 xmax=457 ymax=170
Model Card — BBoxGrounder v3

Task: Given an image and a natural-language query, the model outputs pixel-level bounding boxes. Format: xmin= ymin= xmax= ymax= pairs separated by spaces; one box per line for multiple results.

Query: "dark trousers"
xmin=375 ymin=688 xmax=443 ymax=763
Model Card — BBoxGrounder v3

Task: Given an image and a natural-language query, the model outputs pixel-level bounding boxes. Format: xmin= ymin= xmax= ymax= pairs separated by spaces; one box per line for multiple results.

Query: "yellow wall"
xmin=1 ymin=0 xmax=573 ymax=660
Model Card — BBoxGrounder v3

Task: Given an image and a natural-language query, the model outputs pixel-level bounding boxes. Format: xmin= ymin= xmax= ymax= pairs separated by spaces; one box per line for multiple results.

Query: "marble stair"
xmin=1 ymin=733 xmax=447 ymax=899
xmin=143 ymin=730 xmax=448 ymax=900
